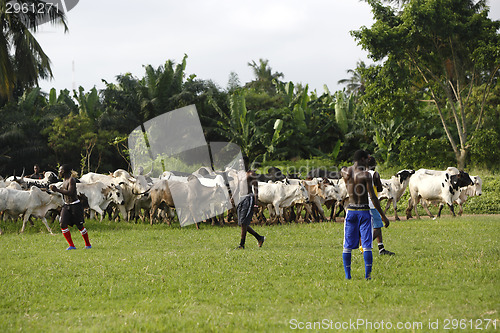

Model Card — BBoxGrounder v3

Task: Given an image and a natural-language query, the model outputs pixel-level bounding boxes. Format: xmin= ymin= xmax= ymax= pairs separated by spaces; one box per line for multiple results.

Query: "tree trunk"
xmin=456 ymin=148 xmax=467 ymax=170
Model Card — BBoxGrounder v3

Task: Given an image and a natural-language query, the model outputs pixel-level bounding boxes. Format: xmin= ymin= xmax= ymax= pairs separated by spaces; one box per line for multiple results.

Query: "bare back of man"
xmin=340 ymin=150 xmax=389 ymax=280
xmin=342 ymin=165 xmax=388 ymax=220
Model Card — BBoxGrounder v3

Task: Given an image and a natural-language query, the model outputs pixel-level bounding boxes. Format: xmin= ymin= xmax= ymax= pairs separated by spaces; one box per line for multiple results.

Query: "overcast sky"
xmin=36 ymin=0 xmax=500 ymax=94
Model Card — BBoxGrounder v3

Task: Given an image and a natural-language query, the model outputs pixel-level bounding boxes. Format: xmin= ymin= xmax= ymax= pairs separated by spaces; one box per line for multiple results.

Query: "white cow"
xmin=80 ymin=170 xmax=152 ymax=221
xmin=437 ymin=175 xmax=482 ymax=216
xmin=0 ymin=177 xmax=11 ymax=188
xmin=454 ymin=175 xmax=482 ymax=215
xmin=5 ymin=181 xmax=22 ymax=190
xmin=378 ymin=169 xmax=415 ymax=220
xmin=293 ymin=180 xmax=328 ymax=222
xmin=324 ymin=178 xmax=348 ymax=222
xmin=257 ymin=182 xmax=309 ymax=224
xmin=416 ymin=168 xmax=480 ymax=217
xmin=279 ymin=178 xmax=328 ymax=221
xmin=161 ymin=171 xmax=227 ymax=189
xmin=160 ymin=171 xmax=231 ymax=218
xmin=0 ymin=186 xmax=64 ymax=233
xmin=406 ymin=168 xmax=473 ymax=219
xmin=76 ymin=182 xmax=125 ymax=220
xmin=5 ymin=171 xmax=59 ymax=190
xmin=116 ymin=171 xmax=153 ymax=217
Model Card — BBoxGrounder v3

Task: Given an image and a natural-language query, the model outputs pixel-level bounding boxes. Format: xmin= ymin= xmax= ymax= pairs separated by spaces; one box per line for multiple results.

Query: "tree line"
xmin=1 ymin=0 xmax=498 ymax=176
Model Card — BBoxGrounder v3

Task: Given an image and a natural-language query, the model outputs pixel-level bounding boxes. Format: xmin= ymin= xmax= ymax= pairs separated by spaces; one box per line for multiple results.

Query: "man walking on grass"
xmin=236 ymin=156 xmax=265 ymax=249
xmin=50 ymin=164 xmax=91 ymax=250
xmin=341 ymin=150 xmax=389 ymax=279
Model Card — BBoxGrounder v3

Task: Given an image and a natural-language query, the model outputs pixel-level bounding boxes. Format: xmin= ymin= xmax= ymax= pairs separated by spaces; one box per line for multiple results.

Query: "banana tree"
xmin=373 ymin=117 xmax=405 ymax=165
xmin=73 ymin=86 xmax=101 ymax=124
xmin=334 ymin=91 xmax=353 ymax=135
xmin=210 ymin=91 xmax=283 ymax=161
xmin=263 ymin=119 xmax=284 ymax=163
xmin=275 ymin=81 xmax=343 ymax=159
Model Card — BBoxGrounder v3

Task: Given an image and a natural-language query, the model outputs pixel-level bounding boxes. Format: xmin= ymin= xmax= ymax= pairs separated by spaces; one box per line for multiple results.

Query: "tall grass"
xmin=1 ymin=216 xmax=498 ymax=332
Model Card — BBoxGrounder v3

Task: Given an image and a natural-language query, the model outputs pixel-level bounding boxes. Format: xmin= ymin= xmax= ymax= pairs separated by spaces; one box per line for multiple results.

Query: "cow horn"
xmin=20 ymin=168 xmax=25 ymax=179
xmin=132 ymin=187 xmax=151 ymax=196
xmin=145 ymin=165 xmax=154 ymax=177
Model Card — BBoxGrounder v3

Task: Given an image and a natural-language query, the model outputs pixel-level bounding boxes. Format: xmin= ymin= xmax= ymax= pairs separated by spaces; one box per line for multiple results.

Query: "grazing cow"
xmin=0 ymin=186 xmax=64 ymax=233
xmin=257 ymin=182 xmax=309 ymax=224
xmin=76 ymin=182 xmax=125 ymax=220
xmin=378 ymin=169 xmax=415 ymax=220
xmin=406 ymin=169 xmax=473 ymax=219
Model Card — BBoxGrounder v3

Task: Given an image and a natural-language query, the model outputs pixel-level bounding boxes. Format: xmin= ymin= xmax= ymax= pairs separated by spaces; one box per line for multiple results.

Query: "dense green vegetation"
xmin=1 ymin=0 xmax=499 ymax=176
xmin=0 ymin=216 xmax=498 ymax=332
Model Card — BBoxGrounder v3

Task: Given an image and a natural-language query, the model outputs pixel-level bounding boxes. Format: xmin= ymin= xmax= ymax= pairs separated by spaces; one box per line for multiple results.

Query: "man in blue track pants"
xmin=341 ymin=150 xmax=389 ymax=280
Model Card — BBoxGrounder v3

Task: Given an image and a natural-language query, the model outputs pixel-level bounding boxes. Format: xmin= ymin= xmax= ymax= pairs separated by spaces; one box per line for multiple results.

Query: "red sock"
xmin=61 ymin=228 xmax=75 ymax=247
xmin=80 ymin=228 xmax=91 ymax=247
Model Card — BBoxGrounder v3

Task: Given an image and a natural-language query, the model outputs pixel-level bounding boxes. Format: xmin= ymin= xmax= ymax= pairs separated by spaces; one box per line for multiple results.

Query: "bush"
xmin=468 ymin=129 xmax=500 ymax=170
xmin=398 ymin=136 xmax=455 ymax=170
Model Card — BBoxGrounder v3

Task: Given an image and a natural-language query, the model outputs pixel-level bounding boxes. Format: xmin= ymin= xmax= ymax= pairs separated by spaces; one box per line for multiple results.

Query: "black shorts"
xmin=237 ymin=194 xmax=255 ymax=226
xmin=60 ymin=202 xmax=85 ymax=229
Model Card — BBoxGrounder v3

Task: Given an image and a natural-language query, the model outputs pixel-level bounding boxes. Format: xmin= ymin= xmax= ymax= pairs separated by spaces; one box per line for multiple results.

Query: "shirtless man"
xmin=236 ymin=156 xmax=265 ymax=249
xmin=341 ymin=150 xmax=389 ymax=280
xmin=50 ymin=164 xmax=91 ymax=250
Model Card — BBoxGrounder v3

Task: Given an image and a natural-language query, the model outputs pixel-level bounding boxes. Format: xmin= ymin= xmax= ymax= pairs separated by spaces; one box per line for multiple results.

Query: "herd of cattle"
xmin=0 ymin=165 xmax=483 ymax=234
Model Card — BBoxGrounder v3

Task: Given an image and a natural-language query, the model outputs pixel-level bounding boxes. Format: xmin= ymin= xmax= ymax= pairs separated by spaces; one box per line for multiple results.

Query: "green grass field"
xmin=1 ymin=216 xmax=499 ymax=332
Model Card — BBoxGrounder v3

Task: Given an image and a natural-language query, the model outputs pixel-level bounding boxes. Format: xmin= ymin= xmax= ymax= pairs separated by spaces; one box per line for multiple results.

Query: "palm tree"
xmin=246 ymin=59 xmax=284 ymax=94
xmin=337 ymin=61 xmax=368 ymax=96
xmin=0 ymin=0 xmax=67 ymax=102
